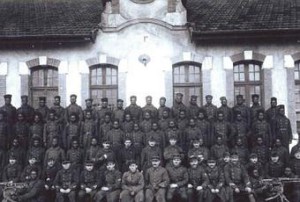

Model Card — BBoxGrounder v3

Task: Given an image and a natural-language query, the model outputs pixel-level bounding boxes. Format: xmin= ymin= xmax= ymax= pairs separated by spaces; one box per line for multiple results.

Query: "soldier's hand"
xmin=130 ymin=191 xmax=135 ymax=196
xmin=211 ymin=189 xmax=215 ymax=193
xmin=65 ymin=188 xmax=71 ymax=193
xmin=81 ymin=185 xmax=85 ymax=189
xmin=85 ymin=188 xmax=92 ymax=193
xmin=188 ymin=184 xmax=193 ymax=188
xmin=215 ymin=189 xmax=219 ymax=193
xmin=45 ymin=185 xmax=50 ymax=190
xmin=170 ymin=184 xmax=178 ymax=188
xmin=245 ymin=187 xmax=252 ymax=193
xmin=93 ymin=185 xmax=98 ymax=189
xmin=196 ymin=186 xmax=203 ymax=191
xmin=60 ymin=188 xmax=65 ymax=193
xmin=101 ymin=187 xmax=109 ymax=191
xmin=234 ymin=188 xmax=240 ymax=193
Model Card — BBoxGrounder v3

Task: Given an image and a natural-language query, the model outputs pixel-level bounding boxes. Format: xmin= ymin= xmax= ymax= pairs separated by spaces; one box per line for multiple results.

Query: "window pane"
xmin=255 ymin=72 xmax=260 ymax=81
xmin=295 ymin=85 xmax=300 ymax=111
xmin=249 ymin=72 xmax=254 ymax=81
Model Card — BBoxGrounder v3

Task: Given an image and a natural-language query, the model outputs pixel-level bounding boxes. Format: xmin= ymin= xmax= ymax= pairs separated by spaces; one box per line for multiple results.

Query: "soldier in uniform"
xmin=141 ymin=137 xmax=162 ymax=174
xmin=96 ymin=140 xmax=116 ymax=172
xmin=118 ymin=138 xmax=139 ymax=173
xmin=120 ymin=160 xmax=144 ymax=202
xmin=165 ymin=120 xmax=181 ymax=150
xmin=245 ymin=153 xmax=264 ymax=178
xmin=78 ymin=161 xmax=99 ymax=201
xmin=188 ymin=138 xmax=210 ymax=162
xmin=158 ymin=97 xmax=171 ymax=120
xmin=66 ymin=138 xmax=84 ymax=177
xmin=17 ymin=95 xmax=35 ymax=124
xmin=50 ymin=96 xmax=65 ymax=127
xmin=54 ymin=160 xmax=78 ymax=202
xmin=112 ymin=99 xmax=125 ymax=123
xmin=271 ymin=138 xmax=289 ymax=167
xmin=0 ymin=94 xmax=17 ymax=127
xmin=231 ymin=110 xmax=249 ymax=148
xmin=125 ymin=96 xmax=142 ymax=122
xmin=171 ymin=93 xmax=187 ymax=120
xmin=21 ymin=156 xmax=42 ymax=182
xmin=121 ymin=113 xmax=134 ymax=135
xmin=250 ymin=94 xmax=264 ymax=123
xmin=158 ymin=108 xmax=172 ymax=132
xmin=265 ymin=97 xmax=278 ymax=124
xmin=272 ymin=105 xmax=293 ymax=150
xmin=129 ymin=123 xmax=145 ymax=154
xmin=44 ymin=136 xmax=65 ymax=168
xmin=203 ymin=95 xmax=217 ymax=122
xmin=233 ymin=95 xmax=251 ymax=128
xmin=184 ymin=118 xmax=202 ymax=152
xmin=145 ymin=122 xmax=165 ymax=149
xmin=95 ymin=160 xmax=122 ymax=202
xmin=218 ymin=96 xmax=233 ymax=123
xmin=13 ymin=112 xmax=30 ymax=150
xmin=29 ymin=112 xmax=44 ymax=141
xmin=43 ymin=109 xmax=61 ymax=148
xmin=145 ymin=155 xmax=169 ymax=202
xmin=142 ymin=96 xmax=158 ymax=121
xmin=83 ymin=98 xmax=98 ymax=122
xmin=43 ymin=158 xmax=61 ymax=202
xmin=97 ymin=98 xmax=112 ymax=125
xmin=177 ymin=109 xmax=189 ymax=133
xmin=8 ymin=138 xmax=26 ymax=168
xmin=140 ymin=110 xmax=152 ymax=133
xmin=164 ymin=136 xmax=184 ymax=168
xmin=105 ymin=120 xmax=124 ymax=154
xmin=27 ymin=137 xmax=45 ymax=167
xmin=81 ymin=109 xmax=97 ymax=149
xmin=265 ymin=152 xmax=284 ymax=178
xmin=63 ymin=113 xmax=81 ymax=149
xmin=0 ymin=110 xmax=8 ymax=150
xmin=65 ymin=94 xmax=83 ymax=123
xmin=17 ymin=169 xmax=45 ymax=202
xmin=2 ymin=155 xmax=22 ymax=182
xmin=251 ymin=136 xmax=270 ymax=165
xmin=98 ymin=112 xmax=112 ymax=143
xmin=187 ymin=95 xmax=200 ymax=120
xmin=205 ymin=159 xmax=226 ymax=202
xmin=85 ymin=137 xmax=101 ymax=163
xmin=231 ymin=137 xmax=249 ymax=164
xmin=210 ymin=135 xmax=229 ymax=164
xmin=187 ymin=156 xmax=209 ymax=202
xmin=166 ymin=154 xmax=188 ymax=202
xmin=196 ymin=109 xmax=211 ymax=147
xmin=224 ymin=153 xmax=254 ymax=202
xmin=248 ymin=168 xmax=268 ymax=202
xmin=35 ymin=96 xmax=49 ymax=122
xmin=211 ymin=110 xmax=233 ymax=146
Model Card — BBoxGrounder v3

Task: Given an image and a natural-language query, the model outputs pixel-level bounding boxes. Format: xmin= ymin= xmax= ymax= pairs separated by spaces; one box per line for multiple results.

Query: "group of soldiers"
xmin=0 ymin=92 xmax=298 ymax=202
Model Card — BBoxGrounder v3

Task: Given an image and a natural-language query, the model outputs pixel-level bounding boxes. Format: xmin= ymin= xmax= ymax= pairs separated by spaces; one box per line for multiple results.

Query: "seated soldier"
xmin=78 ymin=161 xmax=99 ymax=201
xmin=95 ymin=140 xmax=116 ymax=172
xmin=166 ymin=154 xmax=188 ymax=202
xmin=145 ymin=155 xmax=169 ymax=202
xmin=54 ymin=160 xmax=78 ymax=202
xmin=187 ymin=156 xmax=209 ymax=202
xmin=249 ymin=168 xmax=268 ymax=202
xmin=21 ymin=156 xmax=42 ymax=182
xmin=187 ymin=138 xmax=210 ymax=162
xmin=120 ymin=160 xmax=144 ymax=202
xmin=141 ymin=137 xmax=162 ymax=173
xmin=164 ymin=135 xmax=184 ymax=168
xmin=205 ymin=159 xmax=226 ymax=202
xmin=95 ymin=159 xmax=121 ymax=202
xmin=224 ymin=153 xmax=254 ymax=202
xmin=265 ymin=152 xmax=284 ymax=178
xmin=118 ymin=137 xmax=139 ymax=173
xmin=17 ymin=169 xmax=45 ymax=202
xmin=245 ymin=153 xmax=264 ymax=177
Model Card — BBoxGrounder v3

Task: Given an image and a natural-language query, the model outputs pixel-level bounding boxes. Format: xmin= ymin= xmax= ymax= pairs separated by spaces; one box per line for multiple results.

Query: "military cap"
xmin=207 ymin=158 xmax=216 ymax=163
xmin=128 ymin=160 xmax=138 ymax=166
xmin=130 ymin=95 xmax=137 ymax=99
xmin=70 ymin=94 xmax=77 ymax=98
xmin=175 ymin=92 xmax=183 ymax=97
xmin=106 ymin=157 xmax=116 ymax=164
xmin=223 ymin=152 xmax=230 ymax=157
xmin=85 ymin=98 xmax=93 ymax=102
xmin=160 ymin=97 xmax=166 ymax=101
xmin=85 ymin=161 xmax=94 ymax=166
xmin=230 ymin=152 xmax=239 ymax=158
xmin=249 ymin=153 xmax=258 ymax=158
xmin=146 ymin=95 xmax=152 ymax=99
xmin=252 ymin=94 xmax=259 ymax=99
xmin=271 ymin=152 xmax=279 ymax=157
xmin=189 ymin=155 xmax=198 ymax=161
xmin=192 ymin=139 xmax=200 ymax=143
xmin=54 ymin=95 xmax=61 ymax=100
xmin=151 ymin=155 xmax=160 ymax=161
xmin=278 ymin=105 xmax=285 ymax=109
xmin=172 ymin=154 xmax=181 ymax=160
xmin=102 ymin=140 xmax=112 ymax=145
xmin=9 ymin=155 xmax=17 ymax=160
xmin=236 ymin=94 xmax=243 ymax=99
xmin=62 ymin=160 xmax=71 ymax=164
xmin=21 ymin=95 xmax=28 ymax=99
xmin=101 ymin=97 xmax=108 ymax=102
xmin=168 ymin=135 xmax=178 ymax=140
xmin=205 ymin=95 xmax=213 ymax=99
xmin=256 ymin=109 xmax=265 ymax=115
xmin=117 ymin=99 xmax=124 ymax=102
xmin=220 ymin=96 xmax=227 ymax=101
xmin=39 ymin=97 xmax=46 ymax=102
xmin=271 ymin=97 xmax=277 ymax=102
xmin=148 ymin=136 xmax=157 ymax=142
xmin=4 ymin=94 xmax=12 ymax=99
xmin=191 ymin=95 xmax=197 ymax=99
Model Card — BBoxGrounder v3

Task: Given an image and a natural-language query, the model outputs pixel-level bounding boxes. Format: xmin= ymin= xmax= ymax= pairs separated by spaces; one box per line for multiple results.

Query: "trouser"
xmin=94 ymin=190 xmax=120 ymax=202
xmin=78 ymin=189 xmax=97 ymax=201
xmin=145 ymin=188 xmax=166 ymax=202
xmin=56 ymin=190 xmax=76 ymax=202
xmin=167 ymin=187 xmax=187 ymax=202
xmin=120 ymin=189 xmax=144 ymax=202
xmin=205 ymin=188 xmax=226 ymax=202
xmin=187 ymin=188 xmax=205 ymax=202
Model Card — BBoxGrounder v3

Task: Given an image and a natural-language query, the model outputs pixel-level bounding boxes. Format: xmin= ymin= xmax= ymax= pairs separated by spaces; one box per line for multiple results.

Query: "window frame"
xmin=172 ymin=61 xmax=203 ymax=106
xmin=294 ymin=61 xmax=300 ymax=131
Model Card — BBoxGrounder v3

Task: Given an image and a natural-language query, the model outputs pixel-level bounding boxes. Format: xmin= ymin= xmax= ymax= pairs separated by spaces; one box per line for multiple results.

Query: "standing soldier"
xmin=95 ymin=160 xmax=122 ymax=202
xmin=196 ymin=109 xmax=211 ymax=147
xmin=83 ymin=98 xmax=98 ymax=122
xmin=97 ymin=97 xmax=112 ymax=125
xmin=35 ymin=96 xmax=49 ymax=122
xmin=142 ymin=96 xmax=158 ymax=121
xmin=29 ymin=112 xmax=44 ymax=141
xmin=63 ymin=113 xmax=81 ymax=149
xmin=96 ymin=140 xmax=116 ymax=172
xmin=224 ymin=153 xmax=254 ymax=202
xmin=44 ymin=109 xmax=61 ymax=148
xmin=81 ymin=110 xmax=97 ymax=149
xmin=44 ymin=136 xmax=65 ymax=167
xmin=211 ymin=111 xmax=233 ymax=146
xmin=145 ymin=155 xmax=169 ymax=202
xmin=125 ymin=95 xmax=143 ymax=122
xmin=121 ymin=113 xmax=134 ymax=135
xmin=165 ymin=120 xmax=181 ymax=149
xmin=273 ymin=105 xmax=293 ymax=150
xmin=233 ymin=95 xmax=251 ymax=128
xmin=265 ymin=152 xmax=284 ymax=178
xmin=54 ymin=160 xmax=78 ymax=202
xmin=158 ymin=108 xmax=172 ymax=132
xmin=8 ymin=138 xmax=26 ymax=168
xmin=0 ymin=94 xmax=17 ymax=130
xmin=66 ymin=138 xmax=84 ymax=176
xmin=230 ymin=137 xmax=249 ymax=164
xmin=17 ymin=95 xmax=35 ymax=124
xmin=112 ymin=99 xmax=125 ymax=123
xmin=184 ymin=118 xmax=202 ymax=152
xmin=231 ymin=110 xmax=249 ymax=148
xmin=218 ymin=96 xmax=233 ymax=123
xmin=120 ymin=160 xmax=144 ymax=202
xmin=250 ymin=94 xmax=264 ymax=123
xmin=65 ymin=94 xmax=83 ymax=123
xmin=129 ymin=123 xmax=145 ymax=154
xmin=210 ymin=136 xmax=229 ymax=164
xmin=0 ymin=111 xmax=8 ymax=150
xmin=43 ymin=158 xmax=61 ymax=202
xmin=187 ymin=156 xmax=209 ymax=202
xmin=164 ymin=136 xmax=184 ymax=167
xmin=50 ymin=95 xmax=65 ymax=128
xmin=251 ymin=136 xmax=270 ymax=165
xmin=146 ymin=122 xmax=165 ymax=149
xmin=105 ymin=120 xmax=124 ymax=154
xmin=171 ymin=93 xmax=187 ymax=120
xmin=265 ymin=97 xmax=278 ymax=124
xmin=271 ymin=138 xmax=289 ymax=167
xmin=98 ymin=113 xmax=112 ymax=143
xmin=140 ymin=110 xmax=152 ymax=133
xmin=166 ymin=154 xmax=188 ymax=202
xmin=177 ymin=109 xmax=189 ymax=135
xmin=27 ymin=137 xmax=45 ymax=167
xmin=158 ymin=97 xmax=171 ymax=120
xmin=13 ymin=112 xmax=30 ymax=149
xmin=78 ymin=161 xmax=99 ymax=201
xmin=205 ymin=159 xmax=226 ymax=202
xmin=85 ymin=137 xmax=101 ymax=163
xmin=141 ymin=138 xmax=162 ymax=174
xmin=187 ymin=95 xmax=200 ymax=120
xmin=118 ymin=138 xmax=139 ymax=173
xmin=203 ymin=95 xmax=217 ymax=122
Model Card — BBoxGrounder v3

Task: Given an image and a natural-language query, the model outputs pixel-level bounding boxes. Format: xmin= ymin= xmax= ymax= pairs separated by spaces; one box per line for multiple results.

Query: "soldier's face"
xmin=279 ymin=108 xmax=285 ymax=115
xmin=175 ymin=95 xmax=182 ymax=103
xmin=9 ymin=159 xmax=16 ymax=165
xmin=257 ymin=138 xmax=263 ymax=145
xmin=107 ymin=163 xmax=115 ymax=171
xmin=236 ymin=139 xmax=243 ymax=146
xmin=253 ymin=169 xmax=259 ymax=177
xmin=252 ymin=97 xmax=259 ymax=104
xmin=208 ymin=162 xmax=216 ymax=168
xmin=125 ymin=114 xmax=131 ymax=121
xmin=162 ymin=110 xmax=169 ymax=118
xmin=85 ymin=112 xmax=92 ymax=119
xmin=103 ymin=143 xmax=110 ymax=149
xmin=295 ymin=152 xmax=300 ymax=159
xmin=193 ymin=142 xmax=200 ymax=148
xmin=130 ymin=97 xmax=137 ymax=105
xmin=70 ymin=96 xmax=76 ymax=104
xmin=230 ymin=157 xmax=239 ymax=164
xmin=72 ymin=141 xmax=79 ymax=148
xmin=17 ymin=113 xmax=24 ymax=121
xmin=146 ymin=97 xmax=152 ymax=105
xmin=117 ymin=101 xmax=123 ymax=108
xmin=216 ymin=138 xmax=222 ymax=144
xmin=34 ymin=115 xmax=40 ymax=123
xmin=250 ymin=157 xmax=258 ymax=163
xmin=113 ymin=121 xmax=119 ymax=129
xmin=62 ymin=163 xmax=71 ymax=170
xmin=198 ymin=112 xmax=204 ymax=119
xmin=85 ymin=165 xmax=94 ymax=171
xmin=144 ymin=112 xmax=151 ymax=120
xmin=124 ymin=140 xmax=132 ymax=147
xmin=237 ymin=98 xmax=243 ymax=105
xmin=4 ymin=98 xmax=11 ymax=105
xmin=148 ymin=141 xmax=156 ymax=147
xmin=70 ymin=115 xmax=76 ymax=122
xmin=49 ymin=113 xmax=55 ymax=120
xmin=206 ymin=97 xmax=212 ymax=104
xmin=169 ymin=139 xmax=177 ymax=145
xmin=129 ymin=164 xmax=138 ymax=173
xmin=189 ymin=119 xmax=195 ymax=126
xmin=12 ymin=139 xmax=19 ymax=147
xmin=102 ymin=101 xmax=108 ymax=108
xmin=54 ymin=98 xmax=60 ymax=105
xmin=160 ymin=99 xmax=166 ymax=106
xmin=152 ymin=123 xmax=158 ymax=130
xmin=91 ymin=138 xmax=97 ymax=146
xmin=191 ymin=98 xmax=197 ymax=105
xmin=47 ymin=160 xmax=55 ymax=167
xmin=104 ymin=115 xmax=110 ymax=122
xmin=217 ymin=113 xmax=224 ymax=121
xmin=179 ymin=111 xmax=186 ymax=118
xmin=39 ymin=100 xmax=45 ymax=107
xmin=189 ymin=159 xmax=198 ymax=168
xmin=29 ymin=158 xmax=37 ymax=165
xmin=271 ymin=100 xmax=277 ymax=107
xmin=236 ymin=114 xmax=242 ymax=121
xmin=21 ymin=97 xmax=28 ymax=105
xmin=221 ymin=99 xmax=227 ymax=106
xmin=52 ymin=139 xmax=58 ymax=147
xmin=151 ymin=160 xmax=160 ymax=167
xmin=33 ymin=140 xmax=39 ymax=147
xmin=275 ymin=139 xmax=281 ymax=146
xmin=271 ymin=156 xmax=279 ymax=162
xmin=133 ymin=124 xmax=139 ymax=131
xmin=86 ymin=100 xmax=92 ymax=107
xmin=172 ymin=159 xmax=181 ymax=166
xmin=224 ymin=156 xmax=230 ymax=162
xmin=284 ymin=168 xmax=292 ymax=176
xmin=258 ymin=112 xmax=264 ymax=120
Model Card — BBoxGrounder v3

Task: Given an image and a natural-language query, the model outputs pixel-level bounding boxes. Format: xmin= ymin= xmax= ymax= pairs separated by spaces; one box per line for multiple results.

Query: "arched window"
xmin=294 ymin=61 xmax=300 ymax=130
xmin=233 ymin=61 xmax=263 ymax=106
xmin=173 ymin=62 xmax=202 ymax=106
xmin=90 ymin=64 xmax=118 ymax=108
xmin=30 ymin=66 xmax=58 ymax=108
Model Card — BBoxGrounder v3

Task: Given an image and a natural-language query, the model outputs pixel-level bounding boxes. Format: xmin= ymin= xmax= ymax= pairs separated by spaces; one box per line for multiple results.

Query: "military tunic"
xmin=166 ymin=165 xmax=189 ymax=201
xmin=54 ymin=168 xmax=78 ymax=202
xmin=120 ymin=171 xmax=144 ymax=202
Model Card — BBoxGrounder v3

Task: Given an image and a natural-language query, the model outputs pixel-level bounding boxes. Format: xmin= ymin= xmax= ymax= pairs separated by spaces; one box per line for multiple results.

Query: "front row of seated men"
xmin=1 ymin=151 xmax=297 ymax=202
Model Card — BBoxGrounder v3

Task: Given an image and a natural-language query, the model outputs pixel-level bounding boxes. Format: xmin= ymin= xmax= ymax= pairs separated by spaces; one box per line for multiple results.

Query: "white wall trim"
xmin=0 ymin=62 xmax=8 ymax=76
